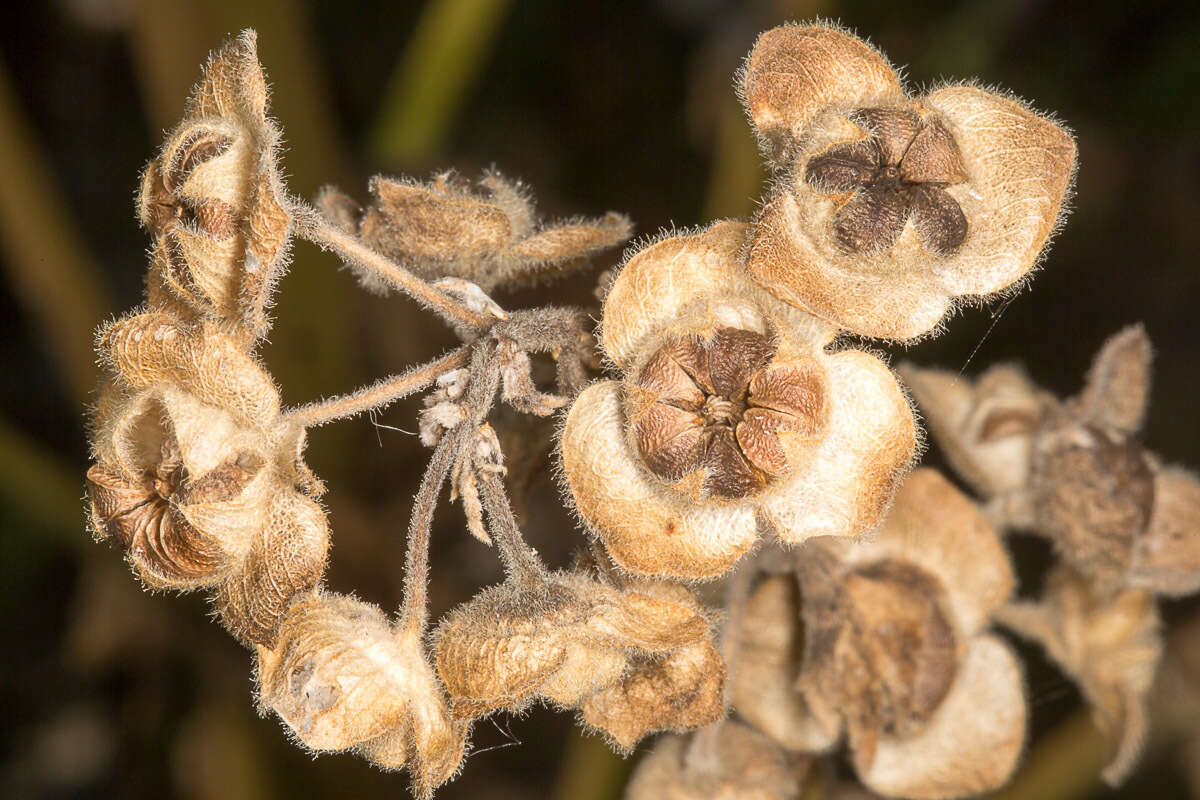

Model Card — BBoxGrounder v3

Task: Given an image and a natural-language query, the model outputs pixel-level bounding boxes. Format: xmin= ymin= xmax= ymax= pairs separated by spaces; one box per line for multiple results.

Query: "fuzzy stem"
xmin=479 ymin=470 xmax=549 ymax=588
xmin=291 ymin=203 xmax=493 ymax=331
xmin=400 ymin=428 xmax=463 ymax=636
xmin=285 ymin=346 xmax=470 ymax=428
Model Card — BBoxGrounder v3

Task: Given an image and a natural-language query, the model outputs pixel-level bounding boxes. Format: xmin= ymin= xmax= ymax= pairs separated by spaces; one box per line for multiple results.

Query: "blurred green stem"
xmin=0 ymin=60 xmax=112 ymax=404
xmin=371 ymin=0 xmax=515 ymax=165
xmin=552 ymin=727 xmax=630 ymax=800
xmin=701 ymin=96 xmax=765 ymax=223
xmin=992 ymin=711 xmax=1107 ymax=800
xmin=0 ymin=415 xmax=85 ymax=543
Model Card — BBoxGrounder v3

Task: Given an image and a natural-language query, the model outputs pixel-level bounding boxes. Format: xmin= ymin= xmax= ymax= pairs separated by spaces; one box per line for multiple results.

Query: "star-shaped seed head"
xmin=806 ymin=107 xmax=969 ymax=256
xmin=629 ymin=327 xmax=825 ymax=500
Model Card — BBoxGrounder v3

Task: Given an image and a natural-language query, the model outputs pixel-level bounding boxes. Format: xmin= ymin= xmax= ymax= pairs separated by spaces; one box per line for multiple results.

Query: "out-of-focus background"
xmin=1 ymin=0 xmax=1198 ymax=798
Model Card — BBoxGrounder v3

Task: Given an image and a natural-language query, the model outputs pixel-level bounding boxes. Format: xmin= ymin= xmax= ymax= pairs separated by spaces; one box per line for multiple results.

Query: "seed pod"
xmin=257 ymin=592 xmax=468 ymax=797
xmin=579 ymin=578 xmax=725 ymax=750
xmin=354 ymin=170 xmax=631 ymax=291
xmin=1029 ymin=327 xmax=1200 ymax=595
xmin=997 ymin=567 xmax=1162 ymax=785
xmin=625 ymin=721 xmax=804 ymax=800
xmin=561 ymin=221 xmax=915 ymax=580
xmin=137 ymin=30 xmax=292 ymax=343
xmin=433 ymin=572 xmax=708 ymax=718
xmin=740 ymin=23 xmax=1076 ymax=341
xmin=87 ymin=313 xmax=329 ymax=643
xmin=792 ymin=469 xmax=1025 ymax=799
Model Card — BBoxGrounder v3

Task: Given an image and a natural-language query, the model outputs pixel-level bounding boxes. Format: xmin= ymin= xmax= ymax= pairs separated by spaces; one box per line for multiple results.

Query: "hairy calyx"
xmin=630 ymin=327 xmax=824 ymax=499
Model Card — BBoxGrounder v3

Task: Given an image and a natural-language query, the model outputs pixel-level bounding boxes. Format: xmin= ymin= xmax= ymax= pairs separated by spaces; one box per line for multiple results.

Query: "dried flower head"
xmin=900 ymin=362 xmax=1052 ymax=500
xmin=740 ymin=23 xmax=1077 ymax=340
xmin=87 ymin=312 xmax=327 ymax=645
xmin=561 ymin=221 xmax=915 ymax=579
xmin=137 ymin=30 xmax=292 ymax=343
xmin=433 ymin=571 xmax=711 ymax=720
xmin=792 ymin=469 xmax=1024 ymax=799
xmin=997 ymin=567 xmax=1162 ymax=785
xmin=1029 ymin=327 xmax=1200 ymax=595
xmin=625 ymin=721 xmax=804 ymax=800
xmin=256 ymin=591 xmax=468 ymax=798
xmin=914 ymin=327 xmax=1200 ymax=595
xmin=333 ymin=171 xmax=631 ymax=292
xmin=578 ymin=581 xmax=725 ymax=750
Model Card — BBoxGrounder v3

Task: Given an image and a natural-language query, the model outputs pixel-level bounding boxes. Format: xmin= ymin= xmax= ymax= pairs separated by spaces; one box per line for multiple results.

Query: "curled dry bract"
xmin=742 ymin=23 xmax=1077 ymax=341
xmin=788 ymin=469 xmax=1024 ymax=799
xmin=137 ymin=30 xmax=292 ymax=343
xmin=256 ymin=592 xmax=468 ymax=798
xmin=433 ymin=572 xmax=711 ymax=722
xmin=561 ymin=221 xmax=915 ymax=579
xmin=997 ymin=568 xmax=1162 ymax=785
xmin=86 ymin=312 xmax=328 ymax=645
xmin=347 ymin=171 xmax=631 ymax=291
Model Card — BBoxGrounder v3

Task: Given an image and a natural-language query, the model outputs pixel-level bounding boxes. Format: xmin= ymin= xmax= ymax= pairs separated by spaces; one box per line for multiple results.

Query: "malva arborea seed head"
xmin=87 ymin=312 xmax=328 ymax=645
xmin=255 ymin=591 xmax=468 ymax=799
xmin=740 ymin=23 xmax=1077 ymax=341
xmin=81 ymin=21 xmax=1200 ymax=799
xmin=137 ymin=30 xmax=292 ymax=344
xmin=560 ymin=220 xmax=915 ymax=580
xmin=792 ymin=469 xmax=1024 ymax=799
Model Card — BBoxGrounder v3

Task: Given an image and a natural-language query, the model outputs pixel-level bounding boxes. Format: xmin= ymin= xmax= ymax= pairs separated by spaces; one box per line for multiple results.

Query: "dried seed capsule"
xmin=353 ymin=170 xmax=631 ymax=291
xmin=87 ymin=313 xmax=329 ymax=645
xmin=137 ymin=30 xmax=293 ymax=343
xmin=561 ymin=221 xmax=915 ymax=580
xmin=741 ymin=23 xmax=1077 ymax=341
xmin=433 ymin=572 xmax=709 ymax=719
xmin=732 ymin=576 xmax=837 ymax=753
xmin=788 ymin=469 xmax=1025 ymax=799
xmin=256 ymin=592 xmax=468 ymax=797
xmin=900 ymin=362 xmax=1050 ymax=500
xmin=625 ymin=721 xmax=804 ymax=800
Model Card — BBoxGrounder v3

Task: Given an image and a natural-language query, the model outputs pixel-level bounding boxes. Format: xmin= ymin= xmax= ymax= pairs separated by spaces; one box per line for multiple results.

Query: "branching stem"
xmin=285 ymin=346 xmax=470 ymax=428
xmin=400 ymin=427 xmax=463 ymax=636
xmin=480 ymin=470 xmax=549 ymax=589
xmin=291 ymin=202 xmax=493 ymax=331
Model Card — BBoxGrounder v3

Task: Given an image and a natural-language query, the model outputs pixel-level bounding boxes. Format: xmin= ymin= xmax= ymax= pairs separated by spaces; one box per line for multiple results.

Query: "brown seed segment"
xmin=806 ymin=106 xmax=969 ymax=256
xmin=802 ymin=557 xmax=959 ymax=768
xmin=631 ymin=328 xmax=825 ymax=499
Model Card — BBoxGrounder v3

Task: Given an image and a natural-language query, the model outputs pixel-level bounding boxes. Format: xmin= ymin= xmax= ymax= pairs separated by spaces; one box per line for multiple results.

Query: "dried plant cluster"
xmin=83 ymin=22 xmax=1199 ymax=799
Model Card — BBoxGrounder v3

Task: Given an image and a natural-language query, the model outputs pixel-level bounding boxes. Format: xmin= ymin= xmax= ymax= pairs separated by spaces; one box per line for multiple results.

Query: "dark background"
xmin=1 ymin=0 xmax=1198 ymax=798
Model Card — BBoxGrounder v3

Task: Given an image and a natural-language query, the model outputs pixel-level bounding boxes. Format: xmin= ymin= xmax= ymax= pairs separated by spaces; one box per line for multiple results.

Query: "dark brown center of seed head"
xmin=804 ymin=106 xmax=970 ymax=257
xmin=800 ymin=554 xmax=959 ymax=768
xmin=630 ymin=326 xmax=827 ymax=500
